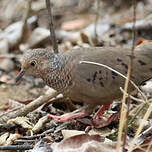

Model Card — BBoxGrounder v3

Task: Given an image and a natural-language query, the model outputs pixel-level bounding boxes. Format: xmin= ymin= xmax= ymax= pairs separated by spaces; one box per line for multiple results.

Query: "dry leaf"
xmin=7 ymin=116 xmax=34 ymax=130
xmin=32 ymin=115 xmax=49 ymax=133
xmin=6 ymin=133 xmax=21 ymax=145
xmin=51 ymin=134 xmax=112 ymax=152
xmin=62 ymin=129 xmax=85 ymax=139
xmin=0 ymin=132 xmax=9 ymax=145
xmin=0 ymin=132 xmax=21 ymax=145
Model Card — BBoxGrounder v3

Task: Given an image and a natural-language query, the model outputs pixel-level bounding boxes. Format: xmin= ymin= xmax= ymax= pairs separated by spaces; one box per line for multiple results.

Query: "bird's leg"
xmin=48 ymin=111 xmax=87 ymax=122
xmin=93 ymin=103 xmax=111 ymax=119
xmin=65 ymin=99 xmax=77 ymax=112
xmin=90 ymin=102 xmax=120 ymax=129
xmin=48 ymin=104 xmax=95 ymax=122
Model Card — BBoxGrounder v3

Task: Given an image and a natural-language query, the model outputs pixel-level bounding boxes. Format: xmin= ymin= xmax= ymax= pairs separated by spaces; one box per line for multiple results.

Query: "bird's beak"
xmin=15 ymin=69 xmax=25 ymax=83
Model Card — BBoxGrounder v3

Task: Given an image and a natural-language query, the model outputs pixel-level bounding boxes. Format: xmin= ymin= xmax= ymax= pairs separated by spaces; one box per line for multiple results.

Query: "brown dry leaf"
xmin=136 ymin=38 xmax=149 ymax=46
xmin=0 ymin=132 xmax=21 ymax=145
xmin=51 ymin=134 xmax=117 ymax=152
xmin=7 ymin=116 xmax=34 ymax=130
xmin=80 ymin=32 xmax=89 ymax=43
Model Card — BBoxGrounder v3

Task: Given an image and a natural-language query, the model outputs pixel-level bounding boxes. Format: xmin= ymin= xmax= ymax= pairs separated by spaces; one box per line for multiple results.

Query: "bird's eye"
xmin=30 ymin=60 xmax=37 ymax=66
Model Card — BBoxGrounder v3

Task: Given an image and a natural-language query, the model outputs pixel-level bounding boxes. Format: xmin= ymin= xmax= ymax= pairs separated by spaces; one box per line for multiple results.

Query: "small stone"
xmin=0 ymin=39 xmax=9 ymax=54
xmin=0 ymin=59 xmax=15 ymax=72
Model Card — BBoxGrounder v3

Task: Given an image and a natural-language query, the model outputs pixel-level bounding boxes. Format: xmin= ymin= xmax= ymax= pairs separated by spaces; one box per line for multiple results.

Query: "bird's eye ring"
xmin=30 ymin=60 xmax=37 ymax=66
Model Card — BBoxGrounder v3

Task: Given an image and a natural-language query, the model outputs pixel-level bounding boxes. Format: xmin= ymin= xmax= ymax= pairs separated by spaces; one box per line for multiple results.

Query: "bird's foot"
xmin=48 ymin=105 xmax=94 ymax=122
xmin=48 ymin=104 xmax=119 ymax=130
xmin=93 ymin=103 xmax=111 ymax=119
xmin=93 ymin=111 xmax=120 ymax=128
xmin=48 ymin=112 xmax=87 ymax=122
xmin=85 ymin=103 xmax=111 ymax=132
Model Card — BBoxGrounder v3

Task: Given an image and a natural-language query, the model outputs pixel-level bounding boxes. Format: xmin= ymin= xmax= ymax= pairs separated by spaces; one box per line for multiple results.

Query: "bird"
xmin=16 ymin=42 xmax=152 ymax=124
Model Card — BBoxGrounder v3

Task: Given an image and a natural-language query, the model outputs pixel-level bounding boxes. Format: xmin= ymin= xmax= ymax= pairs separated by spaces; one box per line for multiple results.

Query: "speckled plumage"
xmin=17 ymin=43 xmax=152 ymax=106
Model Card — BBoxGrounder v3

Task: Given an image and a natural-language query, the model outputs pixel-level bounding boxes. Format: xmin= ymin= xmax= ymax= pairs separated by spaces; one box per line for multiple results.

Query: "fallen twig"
xmin=0 ymin=89 xmax=58 ymax=124
xmin=0 ymin=145 xmax=33 ymax=150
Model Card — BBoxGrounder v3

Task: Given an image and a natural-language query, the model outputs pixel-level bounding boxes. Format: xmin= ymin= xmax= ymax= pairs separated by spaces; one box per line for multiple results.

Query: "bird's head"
xmin=16 ymin=49 xmax=60 ymax=82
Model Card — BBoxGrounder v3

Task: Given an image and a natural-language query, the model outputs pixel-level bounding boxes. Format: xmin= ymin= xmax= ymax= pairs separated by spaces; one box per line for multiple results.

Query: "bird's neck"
xmin=42 ymin=54 xmax=73 ymax=92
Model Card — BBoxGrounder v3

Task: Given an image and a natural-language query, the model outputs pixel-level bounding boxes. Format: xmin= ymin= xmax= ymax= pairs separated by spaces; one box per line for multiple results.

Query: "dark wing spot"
xmin=100 ymin=82 xmax=104 ymax=87
xmin=117 ymin=58 xmax=122 ymax=62
xmin=150 ymin=68 xmax=152 ymax=71
xmin=112 ymin=71 xmax=118 ymax=76
xmin=105 ymin=71 xmax=108 ymax=80
xmin=93 ymin=71 xmax=98 ymax=82
xmin=87 ymin=78 xmax=91 ymax=82
xmin=121 ymin=62 xmax=128 ymax=70
xmin=112 ymin=76 xmax=115 ymax=79
xmin=141 ymin=82 xmax=146 ymax=86
xmin=99 ymin=70 xmax=102 ymax=74
xmin=138 ymin=60 xmax=146 ymax=65
xmin=99 ymin=77 xmax=103 ymax=80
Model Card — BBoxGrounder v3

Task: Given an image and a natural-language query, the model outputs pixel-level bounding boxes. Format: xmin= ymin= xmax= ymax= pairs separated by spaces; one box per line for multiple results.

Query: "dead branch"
xmin=0 ymin=89 xmax=58 ymax=124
